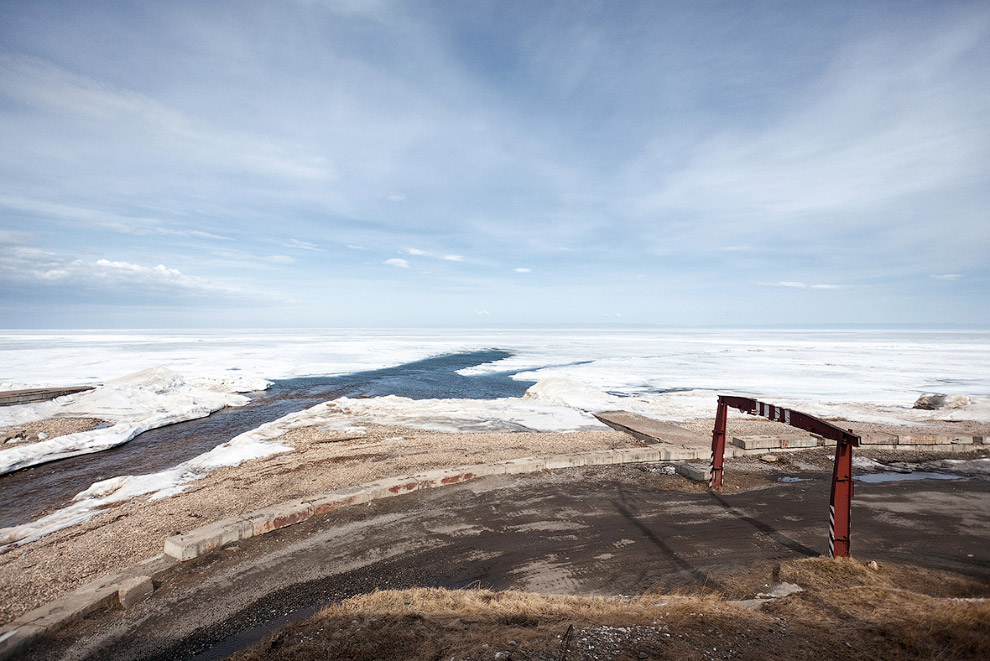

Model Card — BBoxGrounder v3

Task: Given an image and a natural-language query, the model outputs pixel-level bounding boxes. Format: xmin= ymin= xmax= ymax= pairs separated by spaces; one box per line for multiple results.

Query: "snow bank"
xmin=0 ymin=367 xmax=269 ymax=475
xmin=331 ymin=390 xmax=605 ymax=433
xmin=523 ymin=378 xmax=724 ymax=421
xmin=0 ymin=401 xmax=361 ymax=550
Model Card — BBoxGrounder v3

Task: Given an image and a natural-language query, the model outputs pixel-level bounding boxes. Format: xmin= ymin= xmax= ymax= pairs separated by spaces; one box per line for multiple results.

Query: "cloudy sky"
xmin=1 ymin=0 xmax=987 ymax=328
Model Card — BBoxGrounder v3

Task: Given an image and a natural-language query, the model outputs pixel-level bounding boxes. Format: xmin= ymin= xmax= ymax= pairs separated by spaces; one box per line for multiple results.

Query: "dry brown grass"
xmin=233 ymin=559 xmax=990 ymax=661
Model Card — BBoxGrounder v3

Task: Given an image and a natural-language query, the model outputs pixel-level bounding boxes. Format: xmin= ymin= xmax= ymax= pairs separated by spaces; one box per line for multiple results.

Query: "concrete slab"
xmin=245 ymin=500 xmax=315 ymax=536
xmin=117 ymin=576 xmax=154 ymax=609
xmin=659 ymin=447 xmax=707 ymax=461
xmin=858 ymin=432 xmax=899 ymax=445
xmin=17 ymin=584 xmax=118 ymax=630
xmin=897 ymin=434 xmax=968 ymax=446
xmin=581 ymin=450 xmax=624 ymax=466
xmin=675 ymin=463 xmax=711 ymax=482
xmin=594 ymin=411 xmax=709 ymax=446
xmin=618 ymin=447 xmax=663 ymax=463
xmin=731 ymin=436 xmax=817 ymax=450
xmin=307 ymin=487 xmax=373 ymax=515
xmin=544 ymin=454 xmax=590 ymax=470
xmin=164 ymin=518 xmax=254 ymax=561
xmin=365 ymin=476 xmax=422 ymax=500
xmin=499 ymin=457 xmax=548 ymax=474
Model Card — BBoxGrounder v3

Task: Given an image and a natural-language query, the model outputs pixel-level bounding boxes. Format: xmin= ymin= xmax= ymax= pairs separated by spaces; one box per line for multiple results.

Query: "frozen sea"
xmin=1 ymin=328 xmax=988 ymax=549
xmin=2 ymin=327 xmax=989 ymax=405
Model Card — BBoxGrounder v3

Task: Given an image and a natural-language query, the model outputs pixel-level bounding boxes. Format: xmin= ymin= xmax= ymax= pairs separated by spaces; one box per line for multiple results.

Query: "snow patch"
xmin=0 ymin=367 xmax=267 ymax=475
xmin=330 ymin=392 xmax=604 ymax=433
xmin=0 ymin=400 xmax=359 ymax=550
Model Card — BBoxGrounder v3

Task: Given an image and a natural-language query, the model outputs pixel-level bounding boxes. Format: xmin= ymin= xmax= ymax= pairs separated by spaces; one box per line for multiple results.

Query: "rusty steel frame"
xmin=710 ymin=395 xmax=861 ymax=558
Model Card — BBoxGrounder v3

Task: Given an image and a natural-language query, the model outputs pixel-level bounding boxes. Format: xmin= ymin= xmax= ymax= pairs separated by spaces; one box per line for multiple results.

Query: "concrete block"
xmin=544 ymin=454 xmax=590 ymax=470
xmin=618 ymin=447 xmax=663 ymax=463
xmin=660 ymin=447 xmax=705 ymax=461
xmin=858 ymin=433 xmax=898 ymax=445
xmin=897 ymin=434 xmax=955 ymax=445
xmin=731 ymin=436 xmax=817 ymax=450
xmin=675 ymin=463 xmax=711 ymax=482
xmin=412 ymin=467 xmax=480 ymax=488
xmin=130 ymin=553 xmax=179 ymax=577
xmin=164 ymin=517 xmax=254 ymax=561
xmin=308 ymin=486 xmax=374 ymax=515
xmin=581 ymin=450 xmax=623 ymax=466
xmin=366 ymin=475 xmax=422 ymax=500
xmin=499 ymin=457 xmax=548 ymax=474
xmin=457 ymin=462 xmax=508 ymax=478
xmin=18 ymin=585 xmax=118 ymax=630
xmin=244 ymin=500 xmax=314 ymax=536
xmin=117 ymin=576 xmax=154 ymax=609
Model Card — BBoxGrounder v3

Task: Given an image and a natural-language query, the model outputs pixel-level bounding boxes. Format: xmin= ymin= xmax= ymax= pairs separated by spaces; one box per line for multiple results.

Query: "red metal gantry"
xmin=709 ymin=395 xmax=861 ymax=558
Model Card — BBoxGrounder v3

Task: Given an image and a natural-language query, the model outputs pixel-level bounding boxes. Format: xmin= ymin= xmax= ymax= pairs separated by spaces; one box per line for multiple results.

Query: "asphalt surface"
xmin=25 ymin=464 xmax=990 ymax=661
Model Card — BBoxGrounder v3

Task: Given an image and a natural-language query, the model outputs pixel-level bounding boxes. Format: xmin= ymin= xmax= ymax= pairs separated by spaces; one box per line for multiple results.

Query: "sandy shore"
xmin=1 ymin=413 xmax=987 ymax=626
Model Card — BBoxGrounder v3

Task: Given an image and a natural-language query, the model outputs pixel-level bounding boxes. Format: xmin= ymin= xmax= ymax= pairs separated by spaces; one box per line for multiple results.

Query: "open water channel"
xmin=0 ymin=350 xmax=534 ymax=528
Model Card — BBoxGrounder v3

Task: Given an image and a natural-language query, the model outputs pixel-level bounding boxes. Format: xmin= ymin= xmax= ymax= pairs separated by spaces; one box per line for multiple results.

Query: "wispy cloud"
xmin=931 ymin=273 xmax=963 ymax=281
xmin=514 ymin=267 xmax=532 ymax=273
xmin=403 ymin=248 xmax=467 ymax=263
xmin=384 ymin=258 xmax=410 ymax=268
xmin=759 ymin=281 xmax=843 ymax=290
xmin=212 ymin=250 xmax=296 ymax=265
xmin=0 ymin=54 xmax=336 ymax=182
xmin=285 ymin=238 xmax=325 ymax=252
xmin=0 ymin=196 xmax=233 ymax=241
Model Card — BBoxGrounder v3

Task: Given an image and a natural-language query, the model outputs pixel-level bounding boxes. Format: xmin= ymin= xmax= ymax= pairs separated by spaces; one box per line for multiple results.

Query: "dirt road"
xmin=26 ymin=463 xmax=990 ymax=660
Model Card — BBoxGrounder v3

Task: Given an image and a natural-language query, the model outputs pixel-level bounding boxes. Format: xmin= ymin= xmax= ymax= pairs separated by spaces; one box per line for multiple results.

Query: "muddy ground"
xmin=24 ymin=456 xmax=990 ymax=661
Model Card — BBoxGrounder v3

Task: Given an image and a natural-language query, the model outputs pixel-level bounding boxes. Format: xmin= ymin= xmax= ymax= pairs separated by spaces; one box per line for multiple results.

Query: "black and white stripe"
xmin=828 ymin=504 xmax=836 ymax=557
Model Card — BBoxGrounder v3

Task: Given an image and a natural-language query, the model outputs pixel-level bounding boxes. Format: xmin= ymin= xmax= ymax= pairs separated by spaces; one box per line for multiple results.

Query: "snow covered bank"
xmin=0 ymin=382 xmax=610 ymax=548
xmin=0 ymin=367 xmax=269 ymax=475
xmin=0 ymin=401 xmax=359 ymax=550
xmin=523 ymin=377 xmax=990 ymax=428
xmin=330 ymin=389 xmax=606 ymax=433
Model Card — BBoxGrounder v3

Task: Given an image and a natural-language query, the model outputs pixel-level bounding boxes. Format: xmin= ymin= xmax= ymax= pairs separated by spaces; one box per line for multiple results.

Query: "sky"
xmin=0 ymin=0 xmax=988 ymax=328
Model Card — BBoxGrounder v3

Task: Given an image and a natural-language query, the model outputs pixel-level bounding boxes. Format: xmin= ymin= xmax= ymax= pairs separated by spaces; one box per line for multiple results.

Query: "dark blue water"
xmin=0 ymin=350 xmax=533 ymax=528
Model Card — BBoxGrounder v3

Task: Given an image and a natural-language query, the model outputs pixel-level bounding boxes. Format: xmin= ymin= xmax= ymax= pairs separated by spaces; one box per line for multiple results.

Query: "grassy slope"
xmin=234 ymin=558 xmax=990 ymax=660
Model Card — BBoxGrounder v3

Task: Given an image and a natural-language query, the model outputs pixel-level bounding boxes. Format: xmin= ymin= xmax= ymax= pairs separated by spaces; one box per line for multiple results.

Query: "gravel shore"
xmin=1 ymin=412 xmax=986 ymax=626
xmin=0 ymin=423 xmax=636 ymax=624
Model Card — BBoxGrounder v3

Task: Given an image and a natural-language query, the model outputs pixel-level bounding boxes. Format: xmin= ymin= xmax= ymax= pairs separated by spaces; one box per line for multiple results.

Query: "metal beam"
xmin=710 ymin=395 xmax=861 ymax=558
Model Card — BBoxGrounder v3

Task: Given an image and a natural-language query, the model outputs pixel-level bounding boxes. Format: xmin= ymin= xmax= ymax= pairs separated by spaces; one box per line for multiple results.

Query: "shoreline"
xmin=1 ymin=413 xmax=987 ymax=627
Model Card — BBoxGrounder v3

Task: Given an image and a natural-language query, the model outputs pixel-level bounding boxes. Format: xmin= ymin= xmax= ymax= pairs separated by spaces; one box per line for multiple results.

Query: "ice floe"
xmin=0 ymin=367 xmax=268 ymax=475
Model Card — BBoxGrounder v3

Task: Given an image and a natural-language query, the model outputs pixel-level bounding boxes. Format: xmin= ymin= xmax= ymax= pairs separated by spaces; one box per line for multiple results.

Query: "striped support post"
xmin=828 ymin=440 xmax=854 ymax=557
xmin=710 ymin=399 xmax=728 ymax=488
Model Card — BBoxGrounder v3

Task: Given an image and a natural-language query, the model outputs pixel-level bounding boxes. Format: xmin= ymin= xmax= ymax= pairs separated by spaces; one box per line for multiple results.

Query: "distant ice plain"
xmin=2 ymin=328 xmax=988 ymax=406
